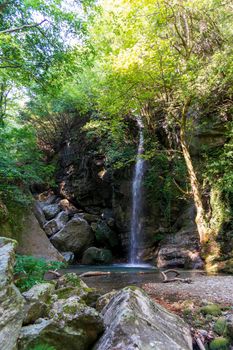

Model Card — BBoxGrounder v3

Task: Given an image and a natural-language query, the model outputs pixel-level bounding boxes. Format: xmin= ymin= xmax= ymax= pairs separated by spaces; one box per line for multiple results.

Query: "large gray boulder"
xmin=0 ymin=237 xmax=25 ymax=350
xmin=17 ymin=212 xmax=64 ymax=262
xmin=94 ymin=287 xmax=193 ymax=350
xmin=18 ymin=296 xmax=104 ymax=350
xmin=82 ymin=247 xmax=112 ymax=265
xmin=51 ymin=215 xmax=94 ymax=254
xmin=22 ymin=283 xmax=55 ymax=325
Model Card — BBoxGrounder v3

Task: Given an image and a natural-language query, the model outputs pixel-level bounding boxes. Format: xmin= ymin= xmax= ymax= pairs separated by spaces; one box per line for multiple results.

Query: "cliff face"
xmin=48 ymin=116 xmax=194 ymax=266
xmin=45 ymin=111 xmax=232 ymax=269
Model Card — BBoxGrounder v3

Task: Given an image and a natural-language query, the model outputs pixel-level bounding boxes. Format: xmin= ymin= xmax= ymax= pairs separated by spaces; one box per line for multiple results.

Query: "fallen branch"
xmin=80 ymin=271 xmax=111 ymax=278
xmin=161 ymin=269 xmax=192 ymax=283
xmin=48 ymin=270 xmax=61 ymax=278
xmin=195 ymin=336 xmax=206 ymax=350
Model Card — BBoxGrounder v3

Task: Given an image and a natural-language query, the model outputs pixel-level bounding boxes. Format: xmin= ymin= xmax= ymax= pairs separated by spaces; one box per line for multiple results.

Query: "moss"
xmin=200 ymin=304 xmax=222 ymax=317
xmin=63 ymin=304 xmax=78 ymax=314
xmin=214 ymin=318 xmax=227 ymax=336
xmin=55 ymin=287 xmax=75 ymax=299
xmin=64 ymin=273 xmax=83 ymax=287
xmin=209 ymin=337 xmax=230 ymax=350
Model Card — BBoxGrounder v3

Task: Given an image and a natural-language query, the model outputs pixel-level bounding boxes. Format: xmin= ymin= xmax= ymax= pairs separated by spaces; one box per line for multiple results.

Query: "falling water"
xmin=129 ymin=116 xmax=145 ymax=265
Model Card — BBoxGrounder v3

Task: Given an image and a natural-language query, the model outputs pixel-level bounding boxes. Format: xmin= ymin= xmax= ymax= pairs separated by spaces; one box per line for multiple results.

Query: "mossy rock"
xmin=200 ymin=304 xmax=222 ymax=317
xmin=214 ymin=318 xmax=227 ymax=336
xmin=209 ymin=337 xmax=230 ymax=350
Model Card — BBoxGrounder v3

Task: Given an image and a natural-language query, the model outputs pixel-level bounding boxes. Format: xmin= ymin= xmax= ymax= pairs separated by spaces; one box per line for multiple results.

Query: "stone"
xmin=51 ymin=215 xmax=94 ymax=254
xmin=43 ymin=211 xmax=69 ymax=237
xmin=22 ymin=283 xmax=55 ymax=325
xmin=94 ymin=221 xmax=119 ymax=248
xmin=62 ymin=251 xmax=75 ymax=264
xmin=0 ymin=237 xmax=25 ymax=350
xmin=43 ymin=219 xmax=59 ymax=237
xmin=59 ymin=199 xmax=79 ymax=214
xmin=96 ymin=290 xmax=117 ymax=312
xmin=57 ymin=273 xmax=88 ymax=289
xmin=17 ymin=212 xmax=64 ymax=262
xmin=54 ymin=273 xmax=96 ymax=305
xmin=33 ymin=201 xmax=46 ymax=228
xmin=82 ymin=247 xmax=113 ymax=265
xmin=18 ymin=299 xmax=104 ymax=350
xmin=81 ymin=212 xmax=99 ymax=223
xmin=94 ymin=287 xmax=193 ymax=350
xmin=42 ymin=204 xmax=61 ymax=220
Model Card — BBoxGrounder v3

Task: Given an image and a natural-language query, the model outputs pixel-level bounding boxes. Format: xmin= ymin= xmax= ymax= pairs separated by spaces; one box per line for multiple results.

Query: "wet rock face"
xmin=156 ymin=205 xmax=203 ymax=269
xmin=51 ymin=215 xmax=94 ymax=254
xmin=0 ymin=237 xmax=25 ymax=350
xmin=94 ymin=287 xmax=193 ymax=350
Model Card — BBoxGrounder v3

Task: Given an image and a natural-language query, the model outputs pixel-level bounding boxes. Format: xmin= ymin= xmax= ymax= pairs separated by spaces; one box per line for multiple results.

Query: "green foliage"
xmin=204 ymin=124 xmax=233 ymax=195
xmin=209 ymin=337 xmax=230 ymax=350
xmin=0 ymin=125 xmax=55 ymax=208
xmin=144 ymin=152 xmax=188 ymax=223
xmin=14 ymin=255 xmax=64 ymax=292
xmin=83 ymin=116 xmax=136 ymax=169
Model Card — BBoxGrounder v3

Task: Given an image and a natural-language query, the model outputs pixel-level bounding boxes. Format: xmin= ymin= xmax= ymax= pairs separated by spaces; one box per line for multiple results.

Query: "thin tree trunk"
xmin=180 ymin=100 xmax=208 ymax=243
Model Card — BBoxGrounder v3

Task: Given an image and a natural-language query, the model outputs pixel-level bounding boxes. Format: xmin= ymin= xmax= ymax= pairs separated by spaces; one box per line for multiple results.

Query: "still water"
xmin=61 ymin=264 xmax=203 ymax=294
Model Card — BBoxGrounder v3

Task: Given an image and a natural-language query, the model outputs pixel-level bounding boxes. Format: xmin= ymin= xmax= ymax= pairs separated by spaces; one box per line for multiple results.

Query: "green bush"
xmin=14 ymin=255 xmax=64 ymax=292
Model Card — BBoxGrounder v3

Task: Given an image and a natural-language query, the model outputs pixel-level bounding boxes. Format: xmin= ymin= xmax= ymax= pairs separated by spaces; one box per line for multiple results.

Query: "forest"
xmin=0 ymin=1 xmax=233 ymax=350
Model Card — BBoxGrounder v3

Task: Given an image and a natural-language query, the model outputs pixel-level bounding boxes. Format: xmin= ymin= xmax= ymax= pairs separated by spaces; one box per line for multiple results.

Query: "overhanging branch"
xmin=0 ymin=19 xmax=47 ymax=35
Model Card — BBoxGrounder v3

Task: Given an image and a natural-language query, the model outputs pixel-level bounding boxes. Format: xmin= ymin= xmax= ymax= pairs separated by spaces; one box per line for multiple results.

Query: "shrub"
xmin=14 ymin=254 xmax=64 ymax=292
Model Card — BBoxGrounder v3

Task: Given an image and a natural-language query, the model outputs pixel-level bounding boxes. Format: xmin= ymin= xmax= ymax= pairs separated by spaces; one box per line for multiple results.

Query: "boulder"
xmin=18 ymin=299 xmax=104 ymax=350
xmin=43 ymin=219 xmax=59 ymax=237
xmin=0 ymin=237 xmax=25 ymax=350
xmin=54 ymin=273 xmax=96 ymax=305
xmin=94 ymin=221 xmax=119 ymax=248
xmin=43 ymin=211 xmax=69 ymax=237
xmin=96 ymin=290 xmax=117 ymax=312
xmin=42 ymin=204 xmax=61 ymax=220
xmin=22 ymin=283 xmax=55 ymax=325
xmin=94 ymin=287 xmax=193 ymax=350
xmin=82 ymin=247 xmax=113 ymax=265
xmin=51 ymin=215 xmax=94 ymax=254
xmin=17 ymin=212 xmax=64 ymax=262
xmin=81 ymin=212 xmax=99 ymax=223
xmin=33 ymin=201 xmax=46 ymax=228
xmin=62 ymin=251 xmax=75 ymax=264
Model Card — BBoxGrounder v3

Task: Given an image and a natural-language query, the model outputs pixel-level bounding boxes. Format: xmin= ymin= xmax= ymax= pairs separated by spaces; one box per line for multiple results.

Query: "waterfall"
xmin=129 ymin=116 xmax=145 ymax=265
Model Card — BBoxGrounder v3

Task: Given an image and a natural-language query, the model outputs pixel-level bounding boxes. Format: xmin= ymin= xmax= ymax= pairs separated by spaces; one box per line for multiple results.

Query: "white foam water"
xmin=129 ymin=116 xmax=145 ymax=264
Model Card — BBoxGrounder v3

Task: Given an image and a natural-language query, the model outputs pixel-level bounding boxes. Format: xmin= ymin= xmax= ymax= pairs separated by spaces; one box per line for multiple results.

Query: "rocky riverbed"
xmin=143 ymin=274 xmax=233 ymax=304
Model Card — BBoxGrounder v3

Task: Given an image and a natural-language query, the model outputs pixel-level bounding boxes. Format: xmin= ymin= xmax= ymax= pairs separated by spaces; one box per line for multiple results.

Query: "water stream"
xmin=129 ymin=116 xmax=145 ymax=264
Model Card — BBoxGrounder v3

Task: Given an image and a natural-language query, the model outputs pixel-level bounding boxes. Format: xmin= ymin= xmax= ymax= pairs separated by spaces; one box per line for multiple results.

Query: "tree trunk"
xmin=180 ymin=101 xmax=208 ymax=243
